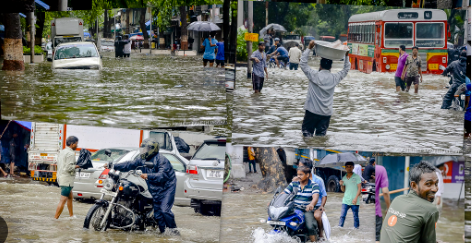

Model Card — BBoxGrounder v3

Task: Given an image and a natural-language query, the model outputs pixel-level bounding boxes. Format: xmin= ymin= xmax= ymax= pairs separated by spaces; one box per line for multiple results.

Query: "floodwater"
xmin=0 ymin=53 xmax=227 ymax=132
xmin=0 ymin=179 xmax=221 ymax=243
xmin=231 ymin=57 xmax=463 ymax=155
xmin=220 ymin=192 xmax=375 ymax=242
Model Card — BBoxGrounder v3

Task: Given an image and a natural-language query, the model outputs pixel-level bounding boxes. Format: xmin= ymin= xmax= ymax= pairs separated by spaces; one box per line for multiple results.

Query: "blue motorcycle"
xmin=266 ymin=186 xmax=319 ymax=243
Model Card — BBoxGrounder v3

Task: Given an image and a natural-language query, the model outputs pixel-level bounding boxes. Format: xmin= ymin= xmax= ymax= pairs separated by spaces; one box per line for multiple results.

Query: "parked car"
xmin=282 ymin=34 xmax=304 ymax=50
xmin=72 ymin=147 xmax=191 ymax=206
xmin=100 ymin=40 xmax=115 ymax=52
xmin=52 ymin=42 xmax=102 ymax=69
xmin=184 ymin=138 xmax=226 ymax=216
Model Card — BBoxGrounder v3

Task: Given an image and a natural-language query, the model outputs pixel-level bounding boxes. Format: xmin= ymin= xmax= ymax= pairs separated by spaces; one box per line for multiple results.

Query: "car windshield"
xmin=54 ymin=37 xmax=82 ymax=47
xmin=193 ymin=143 xmax=225 ymax=160
xmin=90 ymin=149 xmax=130 ymax=162
xmin=284 ymin=35 xmax=300 ymax=40
xmin=54 ymin=44 xmax=98 ymax=60
xmin=102 ymin=41 xmax=114 ymax=46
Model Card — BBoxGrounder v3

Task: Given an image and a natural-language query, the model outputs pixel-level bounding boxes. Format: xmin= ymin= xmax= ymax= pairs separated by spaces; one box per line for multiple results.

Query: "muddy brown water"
xmin=0 ymin=53 xmax=227 ymax=133
xmin=231 ymin=57 xmax=463 ymax=155
xmin=0 ymin=178 xmax=221 ymax=243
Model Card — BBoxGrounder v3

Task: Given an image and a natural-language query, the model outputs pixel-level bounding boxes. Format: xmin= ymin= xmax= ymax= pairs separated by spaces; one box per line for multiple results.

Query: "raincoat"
xmin=113 ymin=152 xmax=177 ymax=232
xmin=441 ymin=57 xmax=468 ymax=109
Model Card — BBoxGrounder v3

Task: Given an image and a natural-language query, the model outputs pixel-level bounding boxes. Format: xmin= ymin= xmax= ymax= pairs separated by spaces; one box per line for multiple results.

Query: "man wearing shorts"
xmin=402 ymin=46 xmax=423 ymax=93
xmin=201 ymin=35 xmax=217 ymax=67
xmin=269 ymin=43 xmax=289 ymax=69
xmin=250 ymin=42 xmax=268 ymax=93
xmin=54 ymin=136 xmax=80 ymax=219
xmin=394 ymin=45 xmax=408 ymax=92
xmin=375 ymin=164 xmax=390 ymax=242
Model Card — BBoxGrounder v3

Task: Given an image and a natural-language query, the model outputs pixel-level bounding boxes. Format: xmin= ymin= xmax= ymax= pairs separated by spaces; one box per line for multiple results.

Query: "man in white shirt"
xmin=353 ymin=164 xmax=366 ymax=183
xmin=288 ymin=43 xmax=302 ymax=70
xmin=434 ymin=164 xmax=445 ymax=209
xmin=123 ymin=34 xmax=131 ymax=58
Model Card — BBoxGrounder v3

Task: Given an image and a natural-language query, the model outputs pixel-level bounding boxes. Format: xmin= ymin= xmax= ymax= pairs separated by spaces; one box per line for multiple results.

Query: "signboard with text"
xmin=244 ymin=33 xmax=259 ymax=42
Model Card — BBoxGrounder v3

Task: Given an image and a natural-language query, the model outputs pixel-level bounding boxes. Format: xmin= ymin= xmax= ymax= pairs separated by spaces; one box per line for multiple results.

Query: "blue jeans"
xmin=338 ymin=204 xmax=359 ymax=228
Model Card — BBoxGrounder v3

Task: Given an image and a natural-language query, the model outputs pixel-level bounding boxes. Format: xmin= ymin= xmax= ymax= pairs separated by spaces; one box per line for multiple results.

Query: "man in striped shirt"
xmin=284 ymin=166 xmax=321 ymax=242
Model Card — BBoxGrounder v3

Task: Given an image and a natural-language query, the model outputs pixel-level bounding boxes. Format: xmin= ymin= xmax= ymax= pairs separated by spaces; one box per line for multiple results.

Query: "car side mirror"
xmin=144 ymin=162 xmax=154 ymax=169
xmin=105 ymin=149 xmax=112 ymax=157
xmin=100 ymin=55 xmax=103 ymax=59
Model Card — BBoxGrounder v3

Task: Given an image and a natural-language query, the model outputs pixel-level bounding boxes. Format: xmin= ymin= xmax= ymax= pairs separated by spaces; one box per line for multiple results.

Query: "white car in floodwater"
xmin=52 ymin=42 xmax=102 ymax=69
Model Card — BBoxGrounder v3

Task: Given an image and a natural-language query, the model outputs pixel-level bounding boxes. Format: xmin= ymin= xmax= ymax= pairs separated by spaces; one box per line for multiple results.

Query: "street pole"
xmin=247 ymin=1 xmax=253 ymax=78
xmin=265 ymin=1 xmax=268 ymax=26
xmin=29 ymin=12 xmax=35 ymax=64
xmin=237 ymin=0 xmax=243 ymax=28
xmin=59 ymin=0 xmax=67 ymax=11
xmin=114 ymin=14 xmax=116 ymax=41
xmin=149 ymin=7 xmax=152 ymax=53
xmin=96 ymin=16 xmax=100 ymax=49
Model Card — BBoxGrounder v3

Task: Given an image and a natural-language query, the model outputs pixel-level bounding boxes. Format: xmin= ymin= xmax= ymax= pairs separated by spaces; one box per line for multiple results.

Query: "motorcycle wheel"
xmin=83 ymin=203 xmax=110 ymax=231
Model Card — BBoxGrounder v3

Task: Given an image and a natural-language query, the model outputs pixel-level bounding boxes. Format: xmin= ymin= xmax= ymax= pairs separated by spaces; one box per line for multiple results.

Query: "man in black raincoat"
xmin=108 ymin=138 xmax=178 ymax=234
xmin=441 ymin=52 xmax=468 ymax=109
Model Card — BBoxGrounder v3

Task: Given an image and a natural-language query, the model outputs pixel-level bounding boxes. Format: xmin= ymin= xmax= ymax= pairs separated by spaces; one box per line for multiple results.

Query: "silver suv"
xmin=184 ymin=138 xmax=226 ymax=216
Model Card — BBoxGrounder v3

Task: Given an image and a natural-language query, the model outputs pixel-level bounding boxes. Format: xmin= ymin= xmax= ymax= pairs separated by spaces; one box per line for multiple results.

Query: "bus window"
xmin=415 ymin=23 xmax=444 ymax=48
xmin=384 ymin=23 xmax=413 ymax=48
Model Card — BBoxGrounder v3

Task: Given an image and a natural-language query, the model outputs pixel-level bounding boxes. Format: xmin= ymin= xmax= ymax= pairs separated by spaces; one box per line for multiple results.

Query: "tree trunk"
xmin=139 ymin=8 xmax=149 ymax=48
xmin=254 ymin=147 xmax=288 ymax=192
xmin=229 ymin=0 xmax=238 ymax=64
xmin=179 ymin=6 xmax=188 ymax=51
xmin=223 ymin=0 xmax=230 ymax=62
xmin=2 ymin=13 xmax=25 ymax=71
xmin=35 ymin=11 xmax=45 ymax=46
xmin=104 ymin=9 xmax=108 ymax=38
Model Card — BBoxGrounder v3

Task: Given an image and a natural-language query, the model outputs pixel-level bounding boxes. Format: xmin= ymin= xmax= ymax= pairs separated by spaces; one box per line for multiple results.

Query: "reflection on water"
xmin=0 ymin=179 xmax=221 ymax=243
xmin=232 ymin=57 xmax=463 ymax=154
xmin=220 ymin=192 xmax=375 ymax=242
xmin=0 ymin=53 xmax=227 ymax=131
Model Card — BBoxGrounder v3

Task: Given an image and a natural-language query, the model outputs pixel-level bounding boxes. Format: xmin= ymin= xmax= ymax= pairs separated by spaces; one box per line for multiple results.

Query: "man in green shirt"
xmin=380 ymin=161 xmax=439 ymax=243
xmin=338 ymin=161 xmax=362 ymax=229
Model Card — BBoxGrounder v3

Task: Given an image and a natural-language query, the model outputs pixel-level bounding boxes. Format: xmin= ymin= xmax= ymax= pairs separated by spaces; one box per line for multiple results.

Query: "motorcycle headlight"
xmin=104 ymin=178 xmax=115 ymax=190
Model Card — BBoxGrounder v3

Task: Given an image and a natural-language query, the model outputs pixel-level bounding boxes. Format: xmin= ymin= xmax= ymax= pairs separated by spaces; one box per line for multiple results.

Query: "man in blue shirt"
xmin=215 ymin=37 xmax=225 ymax=68
xmin=293 ymin=158 xmax=328 ymax=239
xmin=269 ymin=43 xmax=289 ymax=69
xmin=200 ymin=34 xmax=217 ymax=67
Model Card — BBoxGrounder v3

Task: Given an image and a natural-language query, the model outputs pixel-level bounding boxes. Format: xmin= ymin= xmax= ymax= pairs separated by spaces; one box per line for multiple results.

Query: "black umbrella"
xmin=187 ymin=21 xmax=221 ymax=32
xmin=259 ymin=23 xmax=287 ymax=36
xmin=318 ymin=152 xmax=367 ymax=168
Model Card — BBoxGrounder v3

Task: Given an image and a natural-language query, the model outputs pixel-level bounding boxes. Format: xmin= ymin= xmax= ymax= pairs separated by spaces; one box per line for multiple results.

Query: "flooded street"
xmin=220 ymin=192 xmax=375 ymax=243
xmin=0 ymin=53 xmax=227 ymax=131
xmin=0 ymin=179 xmax=221 ymax=243
xmin=231 ymin=57 xmax=463 ymax=155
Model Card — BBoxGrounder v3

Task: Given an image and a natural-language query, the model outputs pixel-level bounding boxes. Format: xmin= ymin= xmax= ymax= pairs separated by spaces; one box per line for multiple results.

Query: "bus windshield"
xmin=384 ymin=23 xmax=413 ymax=48
xmin=416 ymin=23 xmax=444 ymax=48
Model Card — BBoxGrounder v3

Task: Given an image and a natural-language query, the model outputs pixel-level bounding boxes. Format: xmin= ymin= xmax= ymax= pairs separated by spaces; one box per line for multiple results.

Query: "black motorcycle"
xmin=83 ymin=150 xmax=157 ymax=231
xmin=361 ymin=182 xmax=375 ymax=204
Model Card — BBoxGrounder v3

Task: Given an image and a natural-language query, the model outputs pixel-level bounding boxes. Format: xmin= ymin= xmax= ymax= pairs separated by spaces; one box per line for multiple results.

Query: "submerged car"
xmin=52 ymin=42 xmax=102 ymax=69
xmin=45 ymin=42 xmax=53 ymax=61
xmin=100 ymin=40 xmax=115 ymax=52
xmin=73 ymin=147 xmax=191 ymax=206
xmin=184 ymin=138 xmax=226 ymax=216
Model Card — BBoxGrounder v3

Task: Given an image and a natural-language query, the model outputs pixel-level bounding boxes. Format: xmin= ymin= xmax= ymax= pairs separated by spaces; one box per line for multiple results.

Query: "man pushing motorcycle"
xmin=104 ymin=138 xmax=179 ymax=235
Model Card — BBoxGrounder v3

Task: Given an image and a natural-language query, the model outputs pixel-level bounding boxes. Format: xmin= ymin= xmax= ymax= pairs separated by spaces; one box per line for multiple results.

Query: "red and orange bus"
xmin=347 ymin=9 xmax=448 ymax=74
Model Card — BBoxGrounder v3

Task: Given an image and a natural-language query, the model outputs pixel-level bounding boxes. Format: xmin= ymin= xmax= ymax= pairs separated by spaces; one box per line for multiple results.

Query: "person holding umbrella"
xmin=201 ymin=33 xmax=217 ymax=67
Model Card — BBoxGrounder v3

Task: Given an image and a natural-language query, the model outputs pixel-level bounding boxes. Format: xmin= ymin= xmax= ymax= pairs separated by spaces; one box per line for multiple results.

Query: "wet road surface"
xmin=231 ymin=57 xmax=463 ymax=155
xmin=0 ymin=53 xmax=227 ymax=131
xmin=220 ymin=192 xmax=375 ymax=242
xmin=0 ymin=178 xmax=221 ymax=243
